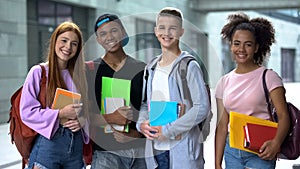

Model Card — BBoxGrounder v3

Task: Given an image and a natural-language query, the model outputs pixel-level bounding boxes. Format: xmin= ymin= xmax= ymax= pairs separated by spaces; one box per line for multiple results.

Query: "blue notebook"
xmin=149 ymin=101 xmax=178 ymax=126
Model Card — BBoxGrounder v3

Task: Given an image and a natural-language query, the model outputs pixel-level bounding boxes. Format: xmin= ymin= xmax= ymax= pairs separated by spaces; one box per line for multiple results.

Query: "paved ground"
xmin=0 ymin=123 xmax=22 ymax=169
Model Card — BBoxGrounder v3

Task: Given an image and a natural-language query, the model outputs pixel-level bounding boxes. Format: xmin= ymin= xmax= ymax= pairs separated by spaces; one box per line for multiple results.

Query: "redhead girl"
xmin=20 ymin=21 xmax=88 ymax=169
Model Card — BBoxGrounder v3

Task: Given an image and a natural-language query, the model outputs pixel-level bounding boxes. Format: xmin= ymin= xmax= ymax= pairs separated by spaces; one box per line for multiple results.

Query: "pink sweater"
xmin=20 ymin=64 xmax=88 ymax=143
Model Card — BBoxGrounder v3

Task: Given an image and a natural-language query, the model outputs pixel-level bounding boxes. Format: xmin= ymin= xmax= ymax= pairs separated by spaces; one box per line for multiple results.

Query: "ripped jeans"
xmin=26 ymin=125 xmax=84 ymax=169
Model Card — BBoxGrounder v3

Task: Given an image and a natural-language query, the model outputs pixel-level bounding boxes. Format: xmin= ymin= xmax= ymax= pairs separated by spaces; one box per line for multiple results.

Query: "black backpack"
xmin=144 ymin=56 xmax=212 ymax=141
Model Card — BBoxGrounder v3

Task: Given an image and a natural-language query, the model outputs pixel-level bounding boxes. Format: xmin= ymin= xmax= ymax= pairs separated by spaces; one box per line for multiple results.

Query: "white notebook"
xmin=104 ymin=98 xmax=126 ymax=133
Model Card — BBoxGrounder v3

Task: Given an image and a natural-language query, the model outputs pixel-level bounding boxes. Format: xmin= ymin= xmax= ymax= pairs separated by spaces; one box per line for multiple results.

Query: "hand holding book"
xmin=101 ymin=77 xmax=131 ymax=133
xmin=104 ymin=106 xmax=132 ymax=124
xmin=103 ymin=98 xmax=132 ymax=133
xmin=52 ymin=88 xmax=82 ymax=124
xmin=243 ymin=123 xmax=277 ymax=153
xmin=229 ymin=111 xmax=278 ymax=153
xmin=58 ymin=103 xmax=83 ymax=121
xmin=149 ymin=101 xmax=185 ymax=140
xmin=139 ymin=120 xmax=159 ymax=140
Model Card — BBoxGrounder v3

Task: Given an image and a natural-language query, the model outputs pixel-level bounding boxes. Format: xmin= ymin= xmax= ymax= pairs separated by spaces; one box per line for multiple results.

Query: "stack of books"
xmin=243 ymin=123 xmax=277 ymax=153
xmin=101 ymin=77 xmax=131 ymax=133
xmin=229 ymin=111 xmax=278 ymax=154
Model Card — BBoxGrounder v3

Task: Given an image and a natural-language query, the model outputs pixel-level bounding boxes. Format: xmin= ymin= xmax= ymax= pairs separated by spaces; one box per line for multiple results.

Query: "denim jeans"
xmin=26 ymin=126 xmax=84 ymax=169
xmin=224 ymin=136 xmax=276 ymax=169
xmin=91 ymin=148 xmax=146 ymax=169
xmin=154 ymin=150 xmax=169 ymax=169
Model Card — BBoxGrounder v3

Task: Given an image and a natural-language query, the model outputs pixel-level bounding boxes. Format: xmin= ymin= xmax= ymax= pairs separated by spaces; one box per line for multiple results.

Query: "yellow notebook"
xmin=229 ymin=111 xmax=278 ymax=154
xmin=52 ymin=88 xmax=81 ymax=123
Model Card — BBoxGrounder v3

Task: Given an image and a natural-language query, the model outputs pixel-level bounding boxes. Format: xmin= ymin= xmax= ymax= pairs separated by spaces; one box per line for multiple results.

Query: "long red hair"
xmin=45 ymin=21 xmax=88 ymax=116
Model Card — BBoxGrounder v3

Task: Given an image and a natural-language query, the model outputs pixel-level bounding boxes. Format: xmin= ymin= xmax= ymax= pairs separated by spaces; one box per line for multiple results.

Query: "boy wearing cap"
xmin=86 ymin=14 xmax=146 ymax=169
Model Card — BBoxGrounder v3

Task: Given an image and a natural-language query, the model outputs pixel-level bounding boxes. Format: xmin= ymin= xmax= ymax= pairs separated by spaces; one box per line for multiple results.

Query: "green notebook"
xmin=101 ymin=77 xmax=131 ymax=132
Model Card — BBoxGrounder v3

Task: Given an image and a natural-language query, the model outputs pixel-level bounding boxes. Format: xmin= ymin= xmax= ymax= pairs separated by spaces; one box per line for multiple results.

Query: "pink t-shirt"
xmin=215 ymin=66 xmax=283 ymax=120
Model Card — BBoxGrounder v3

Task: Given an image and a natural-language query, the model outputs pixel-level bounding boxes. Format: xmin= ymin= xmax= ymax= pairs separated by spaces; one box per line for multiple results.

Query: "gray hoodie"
xmin=137 ymin=51 xmax=210 ymax=169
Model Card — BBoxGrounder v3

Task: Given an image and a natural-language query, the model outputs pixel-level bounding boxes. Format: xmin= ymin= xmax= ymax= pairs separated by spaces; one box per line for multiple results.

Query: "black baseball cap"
xmin=94 ymin=13 xmax=129 ymax=47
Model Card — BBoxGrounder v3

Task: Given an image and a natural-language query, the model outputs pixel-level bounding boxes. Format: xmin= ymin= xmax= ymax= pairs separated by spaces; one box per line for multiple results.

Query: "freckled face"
xmin=55 ymin=31 xmax=79 ymax=64
xmin=231 ymin=30 xmax=259 ymax=65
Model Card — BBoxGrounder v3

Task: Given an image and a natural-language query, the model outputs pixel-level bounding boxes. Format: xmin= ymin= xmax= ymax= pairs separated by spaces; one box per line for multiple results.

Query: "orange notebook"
xmin=244 ymin=123 xmax=277 ymax=152
xmin=52 ymin=88 xmax=81 ymax=123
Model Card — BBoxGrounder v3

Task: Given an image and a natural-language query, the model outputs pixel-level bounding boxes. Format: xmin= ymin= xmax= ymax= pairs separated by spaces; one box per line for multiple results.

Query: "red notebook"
xmin=243 ymin=123 xmax=277 ymax=152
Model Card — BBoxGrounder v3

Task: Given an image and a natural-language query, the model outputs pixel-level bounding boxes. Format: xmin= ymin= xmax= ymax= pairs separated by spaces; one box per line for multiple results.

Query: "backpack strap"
xmin=262 ymin=69 xmax=277 ymax=122
xmin=178 ymin=56 xmax=196 ymax=101
xmin=178 ymin=57 xmax=213 ymax=133
xmin=142 ymin=57 xmax=159 ymax=102
xmin=38 ymin=64 xmax=47 ymax=108
xmin=142 ymin=68 xmax=149 ymax=103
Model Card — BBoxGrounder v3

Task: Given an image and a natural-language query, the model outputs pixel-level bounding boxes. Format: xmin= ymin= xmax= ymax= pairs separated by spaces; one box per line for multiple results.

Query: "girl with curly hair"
xmin=215 ymin=12 xmax=290 ymax=169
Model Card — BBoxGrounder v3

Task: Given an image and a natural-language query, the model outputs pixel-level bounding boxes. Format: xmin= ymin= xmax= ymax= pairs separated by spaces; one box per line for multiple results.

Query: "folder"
xmin=104 ymin=98 xmax=128 ymax=133
xmin=52 ymin=88 xmax=81 ymax=123
xmin=243 ymin=123 xmax=277 ymax=152
xmin=101 ymin=77 xmax=131 ymax=133
xmin=101 ymin=77 xmax=131 ymax=114
xmin=229 ymin=111 xmax=278 ymax=154
xmin=149 ymin=101 xmax=179 ymax=126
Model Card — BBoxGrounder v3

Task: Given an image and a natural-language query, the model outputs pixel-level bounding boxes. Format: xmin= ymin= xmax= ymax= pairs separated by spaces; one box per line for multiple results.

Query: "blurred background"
xmin=0 ymin=0 xmax=300 ymax=168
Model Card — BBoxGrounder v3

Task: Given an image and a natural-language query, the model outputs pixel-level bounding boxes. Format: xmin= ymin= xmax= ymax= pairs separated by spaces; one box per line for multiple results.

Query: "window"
xmin=221 ymin=39 xmax=235 ymax=73
xmin=27 ymin=0 xmax=89 ymax=70
xmin=135 ymin=19 xmax=160 ymax=62
xmin=281 ymin=48 xmax=295 ymax=82
xmin=181 ymin=31 xmax=209 ymax=83
xmin=38 ymin=0 xmax=73 ymax=26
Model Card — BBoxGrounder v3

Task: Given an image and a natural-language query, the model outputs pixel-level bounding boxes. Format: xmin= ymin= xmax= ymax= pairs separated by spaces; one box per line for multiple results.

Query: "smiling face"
xmin=55 ymin=31 xmax=79 ymax=67
xmin=96 ymin=21 xmax=125 ymax=52
xmin=154 ymin=15 xmax=184 ymax=50
xmin=231 ymin=30 xmax=259 ymax=66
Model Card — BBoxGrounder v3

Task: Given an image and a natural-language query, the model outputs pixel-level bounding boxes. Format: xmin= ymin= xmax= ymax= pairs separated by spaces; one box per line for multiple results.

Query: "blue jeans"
xmin=224 ymin=136 xmax=276 ymax=169
xmin=154 ymin=150 xmax=169 ymax=169
xmin=91 ymin=148 xmax=146 ymax=169
xmin=26 ymin=126 xmax=84 ymax=169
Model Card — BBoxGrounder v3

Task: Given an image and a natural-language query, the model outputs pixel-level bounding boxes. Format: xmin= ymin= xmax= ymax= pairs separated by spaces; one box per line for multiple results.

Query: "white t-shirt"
xmin=151 ymin=61 xmax=175 ymax=150
xmin=151 ymin=62 xmax=173 ymax=101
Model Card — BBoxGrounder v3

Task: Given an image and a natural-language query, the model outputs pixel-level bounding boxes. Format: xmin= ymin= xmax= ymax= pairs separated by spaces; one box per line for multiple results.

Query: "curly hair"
xmin=221 ymin=12 xmax=275 ymax=65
